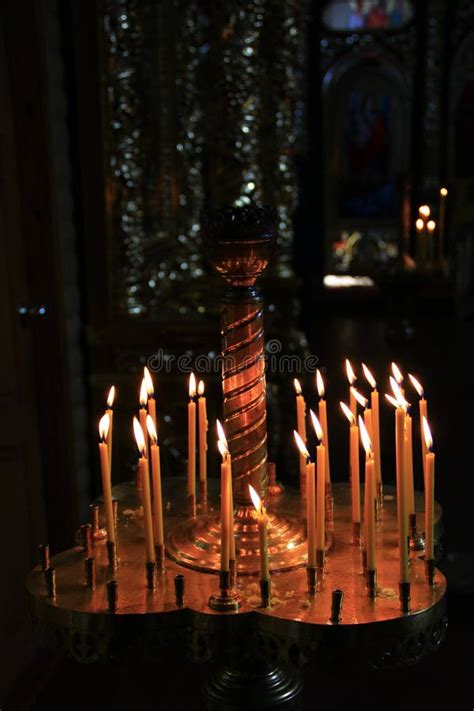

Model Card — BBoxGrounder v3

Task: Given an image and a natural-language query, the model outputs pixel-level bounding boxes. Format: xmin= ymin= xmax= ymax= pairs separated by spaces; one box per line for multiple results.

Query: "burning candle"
xmin=146 ymin=415 xmax=164 ymax=549
xmin=310 ymin=411 xmax=326 ymax=557
xmin=217 ymin=438 xmax=231 ymax=573
xmin=293 ymin=378 xmax=307 ymax=489
xmin=386 ymin=385 xmax=409 ymax=583
xmin=404 ymin=408 xmax=415 ymax=520
xmin=316 ymin=370 xmax=331 ymax=488
xmin=391 ymin=362 xmax=404 ymax=396
xmin=106 ymin=386 xmax=115 ymax=472
xmin=359 ymin=416 xmax=376 ymax=573
xmin=422 ymin=417 xmax=435 ymax=560
xmin=419 ymin=204 xmax=430 ymax=218
xmin=340 ymin=402 xmax=360 ymax=537
xmin=249 ymin=485 xmax=270 ymax=581
xmin=98 ymin=413 xmax=115 ymax=543
xmin=187 ymin=373 xmax=197 ymax=515
xmin=362 ymin=364 xmax=381 ymax=498
xmin=217 ymin=420 xmax=235 ymax=566
xmin=345 ymin=359 xmax=357 ymax=418
xmin=439 ymin=187 xmax=448 ymax=262
xmin=198 ymin=380 xmax=208 ymax=493
xmin=139 ymin=378 xmax=149 ymax=456
xmin=294 ymin=431 xmax=315 ymax=567
xmin=144 ymin=366 xmax=156 ymax=428
xmin=133 ymin=417 xmax=155 ymax=562
xmin=409 ymin=374 xmax=428 ymax=483
xmin=427 ymin=220 xmax=436 ymax=263
xmin=416 ymin=217 xmax=425 ymax=262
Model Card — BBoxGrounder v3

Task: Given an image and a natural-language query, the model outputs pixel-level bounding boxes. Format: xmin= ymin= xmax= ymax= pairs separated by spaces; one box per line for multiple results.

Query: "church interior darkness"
xmin=1 ymin=1 xmax=474 ymax=709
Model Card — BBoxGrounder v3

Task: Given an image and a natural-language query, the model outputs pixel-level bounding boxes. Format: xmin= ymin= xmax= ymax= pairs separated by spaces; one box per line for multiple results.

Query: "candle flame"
xmin=139 ymin=378 xmax=148 ymax=407
xmin=309 ymin=409 xmax=323 ymax=442
xmin=216 ymin=419 xmax=228 ymax=449
xmin=248 ymin=484 xmax=263 ymax=514
xmin=217 ymin=439 xmax=229 ymax=459
xmin=143 ymin=366 xmax=154 ymax=396
xmin=358 ymin=415 xmax=372 ymax=455
xmin=146 ymin=414 xmax=157 ymax=444
xmin=408 ymin=373 xmax=424 ymax=398
xmin=419 ymin=204 xmax=430 ymax=218
xmin=389 ymin=377 xmax=408 ymax=410
xmin=416 ymin=218 xmax=425 ymax=232
xmin=440 ymin=187 xmax=448 ymax=197
xmin=293 ymin=378 xmax=302 ymax=395
xmin=293 ymin=430 xmax=310 ymax=460
xmin=316 ymin=370 xmax=325 ymax=398
xmin=99 ymin=413 xmax=110 ymax=441
xmin=107 ymin=385 xmax=116 ymax=408
xmin=350 ymin=386 xmax=368 ymax=409
xmin=362 ymin=363 xmax=376 ymax=389
xmin=189 ymin=372 xmax=196 ymax=398
xmin=384 ymin=393 xmax=399 ymax=409
xmin=133 ymin=416 xmax=146 ymax=456
xmin=345 ymin=359 xmax=356 ymax=385
xmin=340 ymin=401 xmax=354 ymax=425
xmin=198 ymin=380 xmax=205 ymax=396
xmin=391 ymin=362 xmax=404 ymax=384
xmin=422 ymin=416 xmax=433 ymax=451
xmin=427 ymin=219 xmax=436 ymax=232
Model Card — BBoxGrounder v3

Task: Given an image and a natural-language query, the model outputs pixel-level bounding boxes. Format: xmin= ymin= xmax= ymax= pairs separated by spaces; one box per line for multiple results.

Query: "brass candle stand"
xmin=27 ymin=207 xmax=447 ymax=708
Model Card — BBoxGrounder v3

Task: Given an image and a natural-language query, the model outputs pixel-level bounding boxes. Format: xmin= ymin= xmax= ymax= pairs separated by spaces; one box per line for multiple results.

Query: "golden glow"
xmin=427 ymin=219 xmax=436 ymax=232
xmin=216 ymin=419 xmax=228 ymax=449
xmin=198 ymin=380 xmax=205 ymax=396
xmin=107 ymin=385 xmax=116 ymax=408
xmin=391 ymin=362 xmax=403 ymax=384
xmin=385 ymin=393 xmax=399 ymax=409
xmin=143 ymin=367 xmax=154 ymax=396
xmin=358 ymin=415 xmax=373 ymax=455
xmin=316 ymin=370 xmax=325 ymax=398
xmin=188 ymin=372 xmax=196 ymax=399
xmin=416 ymin=218 xmax=425 ymax=232
xmin=293 ymin=378 xmax=302 ymax=396
xmin=345 ymin=358 xmax=356 ymax=385
xmin=408 ymin=373 xmax=424 ymax=398
xmin=146 ymin=414 xmax=157 ymax=444
xmin=293 ymin=430 xmax=310 ymax=460
xmin=350 ymin=386 xmax=368 ymax=409
xmin=139 ymin=378 xmax=148 ymax=407
xmin=248 ymin=484 xmax=263 ymax=514
xmin=217 ymin=439 xmax=229 ymax=459
xmin=340 ymin=401 xmax=355 ymax=425
xmin=362 ymin=363 xmax=376 ymax=390
xmin=419 ymin=204 xmax=430 ymax=218
xmin=422 ymin=416 xmax=433 ymax=450
xmin=133 ymin=416 xmax=146 ymax=456
xmin=99 ymin=413 xmax=110 ymax=441
xmin=309 ymin=409 xmax=324 ymax=442
xmin=389 ymin=377 xmax=408 ymax=410
xmin=440 ymin=187 xmax=448 ymax=197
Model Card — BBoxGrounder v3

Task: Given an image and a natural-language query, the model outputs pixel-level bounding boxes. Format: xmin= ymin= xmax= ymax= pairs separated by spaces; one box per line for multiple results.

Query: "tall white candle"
xmin=98 ymin=413 xmax=115 ymax=543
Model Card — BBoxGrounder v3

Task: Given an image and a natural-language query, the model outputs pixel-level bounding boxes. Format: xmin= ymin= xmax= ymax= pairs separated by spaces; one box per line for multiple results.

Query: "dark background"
xmin=1 ymin=0 xmax=473 ymax=708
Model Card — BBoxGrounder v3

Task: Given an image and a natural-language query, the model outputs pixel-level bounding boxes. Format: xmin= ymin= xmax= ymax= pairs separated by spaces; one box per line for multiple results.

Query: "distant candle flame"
xmin=340 ymin=401 xmax=355 ymax=425
xmin=408 ymin=374 xmax=424 ymax=398
xmin=139 ymin=378 xmax=148 ymax=407
xmin=362 ymin=363 xmax=376 ymax=390
xmin=419 ymin=204 xmax=430 ymax=218
xmin=416 ymin=218 xmax=425 ymax=232
xmin=198 ymin=380 xmax=205 ymax=396
xmin=133 ymin=416 xmax=146 ymax=456
xmin=309 ymin=409 xmax=323 ymax=442
xmin=316 ymin=370 xmax=325 ymax=398
xmin=99 ymin=413 xmax=110 ymax=441
xmin=293 ymin=378 xmax=302 ymax=396
xmin=440 ymin=187 xmax=448 ymax=197
xmin=293 ymin=430 xmax=310 ymax=460
xmin=107 ymin=386 xmax=116 ymax=408
xmin=358 ymin=415 xmax=373 ymax=455
xmin=216 ymin=419 xmax=228 ymax=449
xmin=345 ymin=359 xmax=356 ymax=385
xmin=427 ymin=219 xmax=436 ymax=232
xmin=189 ymin=372 xmax=196 ymax=398
xmin=390 ymin=377 xmax=408 ymax=410
xmin=217 ymin=439 xmax=229 ymax=459
xmin=350 ymin=386 xmax=368 ymax=409
xmin=384 ymin=393 xmax=399 ymax=409
xmin=146 ymin=414 xmax=157 ymax=444
xmin=248 ymin=484 xmax=263 ymax=514
xmin=422 ymin=416 xmax=433 ymax=451
xmin=391 ymin=362 xmax=403 ymax=384
xmin=143 ymin=367 xmax=154 ymax=396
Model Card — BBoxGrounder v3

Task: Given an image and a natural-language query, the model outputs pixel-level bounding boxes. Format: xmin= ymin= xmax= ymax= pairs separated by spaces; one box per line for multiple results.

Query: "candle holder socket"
xmin=366 ymin=569 xmax=377 ymax=598
xmin=424 ymin=558 xmax=436 ymax=586
xmin=260 ymin=578 xmax=271 ymax=608
xmin=106 ymin=541 xmax=117 ymax=569
xmin=229 ymin=558 xmax=236 ymax=589
xmin=107 ymin=580 xmax=118 ymax=613
xmin=174 ymin=574 xmax=185 ymax=607
xmin=85 ymin=557 xmax=95 ymax=589
xmin=39 ymin=544 xmax=50 ymax=572
xmin=330 ymin=589 xmax=344 ymax=623
xmin=155 ymin=544 xmax=165 ymax=571
xmin=80 ymin=524 xmax=92 ymax=557
xmin=306 ymin=566 xmax=317 ymax=596
xmin=267 ymin=462 xmax=284 ymax=496
xmin=209 ymin=570 xmax=240 ymax=612
xmin=90 ymin=503 xmax=106 ymax=541
xmin=399 ymin=581 xmax=411 ymax=612
xmin=44 ymin=568 xmax=56 ymax=599
xmin=316 ymin=548 xmax=324 ymax=577
xmin=146 ymin=561 xmax=156 ymax=589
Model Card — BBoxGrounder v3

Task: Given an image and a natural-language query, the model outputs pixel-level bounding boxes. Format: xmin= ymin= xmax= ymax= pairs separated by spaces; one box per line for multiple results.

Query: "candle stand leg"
xmin=145 ymin=561 xmax=156 ymax=589
xmin=85 ymin=557 xmax=95 ymax=589
xmin=155 ymin=544 xmax=165 ymax=572
xmin=366 ymin=569 xmax=377 ymax=598
xmin=306 ymin=566 xmax=317 ymax=596
xmin=209 ymin=570 xmax=239 ymax=612
xmin=424 ymin=558 xmax=435 ymax=586
xmin=330 ymin=589 xmax=344 ymax=623
xmin=174 ymin=574 xmax=185 ymax=606
xmin=39 ymin=544 xmax=50 ymax=571
xmin=260 ymin=578 xmax=271 ymax=608
xmin=399 ymin=581 xmax=411 ymax=613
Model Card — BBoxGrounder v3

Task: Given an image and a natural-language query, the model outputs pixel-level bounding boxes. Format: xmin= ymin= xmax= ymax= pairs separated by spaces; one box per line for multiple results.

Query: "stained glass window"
xmin=323 ymin=0 xmax=413 ymax=31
